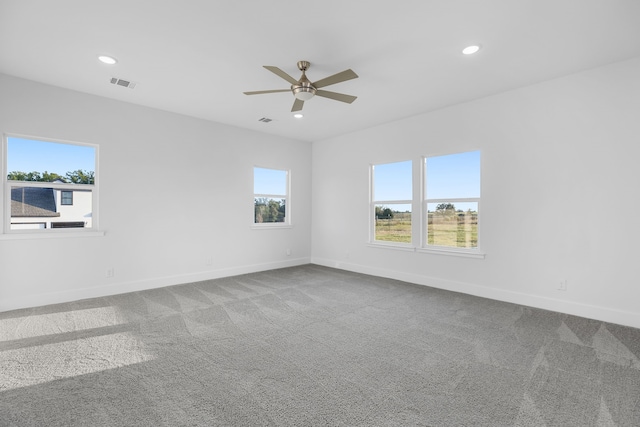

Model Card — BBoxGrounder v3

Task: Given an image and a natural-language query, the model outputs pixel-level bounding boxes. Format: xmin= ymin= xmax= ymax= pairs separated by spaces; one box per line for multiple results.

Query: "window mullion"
xmin=425 ymin=197 xmax=479 ymax=204
xmin=372 ymin=199 xmax=413 ymax=205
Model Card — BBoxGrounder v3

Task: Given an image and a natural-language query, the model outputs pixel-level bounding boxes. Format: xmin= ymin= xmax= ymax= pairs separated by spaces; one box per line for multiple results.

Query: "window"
xmin=368 ymin=151 xmax=482 ymax=256
xmin=4 ymin=136 xmax=97 ymax=233
xmin=51 ymin=221 xmax=85 ymax=229
xmin=253 ymin=167 xmax=289 ymax=225
xmin=371 ymin=160 xmax=412 ymax=244
xmin=61 ymin=190 xmax=73 ymax=205
xmin=424 ymin=151 xmax=480 ymax=249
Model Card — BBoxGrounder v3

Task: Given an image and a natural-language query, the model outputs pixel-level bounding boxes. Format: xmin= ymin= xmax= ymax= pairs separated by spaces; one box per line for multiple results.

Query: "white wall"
xmin=0 ymin=74 xmax=312 ymax=311
xmin=311 ymin=57 xmax=640 ymax=328
xmin=55 ymin=189 xmax=93 ymax=228
xmin=4 ymin=57 xmax=640 ymax=329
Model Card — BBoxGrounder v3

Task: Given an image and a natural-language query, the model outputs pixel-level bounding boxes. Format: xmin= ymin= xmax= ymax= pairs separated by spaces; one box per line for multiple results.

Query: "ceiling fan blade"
xmin=291 ymin=98 xmax=304 ymax=112
xmin=312 ymin=69 xmax=358 ymax=88
xmin=243 ymin=89 xmax=290 ymax=95
xmin=264 ymin=66 xmax=299 ymax=85
xmin=315 ymin=90 xmax=357 ymax=104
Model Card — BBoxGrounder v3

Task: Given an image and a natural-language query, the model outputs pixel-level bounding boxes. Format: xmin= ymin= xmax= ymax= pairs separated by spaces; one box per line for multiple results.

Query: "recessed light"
xmin=98 ymin=55 xmax=117 ymax=65
xmin=293 ymin=113 xmax=304 ymax=119
xmin=462 ymin=45 xmax=481 ymax=55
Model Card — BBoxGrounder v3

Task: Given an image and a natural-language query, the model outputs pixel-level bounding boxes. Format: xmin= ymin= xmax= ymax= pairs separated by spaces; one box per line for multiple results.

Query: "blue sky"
xmin=254 ymin=167 xmax=287 ymax=195
xmin=426 ymin=151 xmax=480 ymax=199
xmin=374 ymin=160 xmax=413 ymax=201
xmin=7 ymin=137 xmax=95 ymax=174
xmin=374 ymin=151 xmax=480 ymax=206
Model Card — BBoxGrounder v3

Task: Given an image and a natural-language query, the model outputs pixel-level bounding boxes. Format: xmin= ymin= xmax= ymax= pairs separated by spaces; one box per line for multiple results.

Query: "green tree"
xmin=254 ymin=198 xmax=285 ymax=223
xmin=375 ymin=206 xmax=394 ymax=219
xmin=277 ymin=199 xmax=286 ymax=222
xmin=8 ymin=169 xmax=94 ymax=183
xmin=42 ymin=171 xmax=66 ymax=182
xmin=255 ymin=197 xmax=268 ymax=223
xmin=7 ymin=171 xmax=42 ymax=181
xmin=267 ymin=199 xmax=280 ymax=222
xmin=436 ymin=203 xmax=455 ymax=212
xmin=66 ymin=169 xmax=94 ymax=184
xmin=436 ymin=203 xmax=456 ymax=219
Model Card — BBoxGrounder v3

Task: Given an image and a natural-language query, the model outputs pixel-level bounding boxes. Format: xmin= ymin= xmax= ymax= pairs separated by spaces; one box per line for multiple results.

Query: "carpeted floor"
xmin=1 ymin=265 xmax=639 ymax=426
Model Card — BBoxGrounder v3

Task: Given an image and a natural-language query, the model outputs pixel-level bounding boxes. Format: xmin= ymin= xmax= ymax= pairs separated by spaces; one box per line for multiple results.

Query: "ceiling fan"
xmin=243 ymin=61 xmax=358 ymax=112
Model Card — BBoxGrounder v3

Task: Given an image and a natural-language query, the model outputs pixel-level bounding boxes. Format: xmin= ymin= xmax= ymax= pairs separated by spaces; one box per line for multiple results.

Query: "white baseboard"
xmin=6 ymin=255 xmax=639 ymax=330
xmin=311 ymin=257 xmax=640 ymax=329
xmin=1 ymin=257 xmax=311 ymax=313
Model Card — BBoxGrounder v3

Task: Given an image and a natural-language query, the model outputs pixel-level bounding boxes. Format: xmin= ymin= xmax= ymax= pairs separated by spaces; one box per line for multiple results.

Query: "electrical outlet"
xmin=285 ymin=248 xmax=291 ymax=256
xmin=205 ymin=257 xmax=213 ymax=266
xmin=105 ymin=267 xmax=114 ymax=278
xmin=558 ymin=280 xmax=567 ymax=291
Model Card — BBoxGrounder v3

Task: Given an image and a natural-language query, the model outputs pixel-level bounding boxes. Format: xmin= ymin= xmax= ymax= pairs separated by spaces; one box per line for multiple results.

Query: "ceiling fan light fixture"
xmin=293 ymin=113 xmax=304 ymax=119
xmin=292 ymin=85 xmax=316 ymax=101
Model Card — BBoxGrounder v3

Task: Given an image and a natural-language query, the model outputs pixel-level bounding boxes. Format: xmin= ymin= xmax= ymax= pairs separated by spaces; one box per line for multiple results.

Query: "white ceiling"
xmin=2 ymin=1 xmax=640 ymax=143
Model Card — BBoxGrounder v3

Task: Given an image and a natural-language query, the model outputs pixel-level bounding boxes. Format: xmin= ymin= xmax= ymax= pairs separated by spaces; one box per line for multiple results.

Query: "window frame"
xmin=61 ymin=190 xmax=73 ymax=206
xmin=1 ymin=134 xmax=102 ymax=239
xmin=419 ymin=150 xmax=482 ymax=256
xmin=367 ymin=152 xmax=484 ymax=259
xmin=252 ymin=166 xmax=291 ymax=228
xmin=369 ymin=160 xmax=413 ymax=247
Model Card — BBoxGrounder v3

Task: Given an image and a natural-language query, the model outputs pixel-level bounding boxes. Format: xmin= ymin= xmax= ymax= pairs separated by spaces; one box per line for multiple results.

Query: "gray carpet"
xmin=1 ymin=265 xmax=639 ymax=426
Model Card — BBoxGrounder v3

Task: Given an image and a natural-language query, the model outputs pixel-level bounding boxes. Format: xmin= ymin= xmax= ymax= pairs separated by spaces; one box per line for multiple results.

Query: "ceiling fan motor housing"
xmin=292 ymin=62 xmax=316 ymax=100
xmin=292 ymin=82 xmax=316 ymax=101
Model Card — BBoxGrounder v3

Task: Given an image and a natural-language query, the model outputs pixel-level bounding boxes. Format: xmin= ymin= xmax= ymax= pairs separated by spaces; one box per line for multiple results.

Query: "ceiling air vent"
xmin=258 ymin=117 xmax=273 ymax=123
xmin=110 ymin=77 xmax=137 ymax=89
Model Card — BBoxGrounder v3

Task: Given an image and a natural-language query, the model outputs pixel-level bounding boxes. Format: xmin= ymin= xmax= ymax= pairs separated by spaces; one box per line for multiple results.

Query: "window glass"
xmin=425 ymin=151 xmax=480 ymax=249
xmin=372 ymin=160 xmax=412 ymax=244
xmin=5 ymin=136 xmax=96 ymax=232
xmin=426 ymin=151 xmax=480 ymax=199
xmin=374 ymin=203 xmax=412 ymax=243
xmin=254 ymin=167 xmax=288 ymax=224
xmin=374 ymin=160 xmax=412 ymax=201
xmin=8 ymin=138 xmax=95 ymax=185
xmin=427 ymin=202 xmax=478 ymax=248
xmin=254 ymin=167 xmax=286 ymax=196
xmin=61 ymin=190 xmax=73 ymax=205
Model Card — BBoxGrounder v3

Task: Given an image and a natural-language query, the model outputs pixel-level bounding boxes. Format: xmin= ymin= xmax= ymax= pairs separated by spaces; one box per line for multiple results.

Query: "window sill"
xmin=367 ymin=242 xmax=485 ymax=259
xmin=0 ymin=230 xmax=105 ymax=240
xmin=367 ymin=242 xmax=416 ymax=252
xmin=416 ymin=246 xmax=485 ymax=259
xmin=251 ymin=224 xmax=293 ymax=230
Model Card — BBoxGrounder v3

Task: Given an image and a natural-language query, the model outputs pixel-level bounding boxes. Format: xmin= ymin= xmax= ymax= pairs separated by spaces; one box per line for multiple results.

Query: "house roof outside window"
xmin=10 ymin=187 xmax=60 ymax=217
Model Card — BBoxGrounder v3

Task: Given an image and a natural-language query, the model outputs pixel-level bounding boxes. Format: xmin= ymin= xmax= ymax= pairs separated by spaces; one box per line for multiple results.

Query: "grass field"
xmin=375 ymin=212 xmax=412 ymax=243
xmin=375 ymin=212 xmax=478 ymax=248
